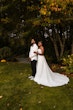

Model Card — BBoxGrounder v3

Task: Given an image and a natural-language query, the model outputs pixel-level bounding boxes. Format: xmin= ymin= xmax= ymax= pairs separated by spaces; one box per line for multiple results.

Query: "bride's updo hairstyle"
xmin=38 ymin=41 xmax=43 ymax=47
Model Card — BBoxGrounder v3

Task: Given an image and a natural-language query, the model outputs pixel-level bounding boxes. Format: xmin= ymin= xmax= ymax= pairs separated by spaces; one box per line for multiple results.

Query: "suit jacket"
xmin=29 ymin=43 xmax=38 ymax=61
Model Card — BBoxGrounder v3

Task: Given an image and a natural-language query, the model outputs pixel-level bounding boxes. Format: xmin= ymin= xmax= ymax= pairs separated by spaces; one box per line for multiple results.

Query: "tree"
xmin=27 ymin=0 xmax=73 ymax=60
xmin=0 ymin=0 xmax=73 ymax=59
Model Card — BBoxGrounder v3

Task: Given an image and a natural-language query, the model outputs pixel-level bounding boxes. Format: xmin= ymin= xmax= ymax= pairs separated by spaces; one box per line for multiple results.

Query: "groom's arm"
xmin=29 ymin=45 xmax=38 ymax=59
xmin=31 ymin=46 xmax=38 ymax=58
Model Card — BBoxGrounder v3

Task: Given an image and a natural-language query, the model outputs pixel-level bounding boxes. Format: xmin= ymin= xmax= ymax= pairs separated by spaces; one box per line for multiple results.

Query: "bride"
xmin=34 ymin=41 xmax=69 ymax=87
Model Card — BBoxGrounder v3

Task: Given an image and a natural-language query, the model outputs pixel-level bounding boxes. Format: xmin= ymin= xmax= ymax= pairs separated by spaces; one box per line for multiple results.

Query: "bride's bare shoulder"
xmin=40 ymin=46 xmax=44 ymax=50
xmin=40 ymin=46 xmax=44 ymax=54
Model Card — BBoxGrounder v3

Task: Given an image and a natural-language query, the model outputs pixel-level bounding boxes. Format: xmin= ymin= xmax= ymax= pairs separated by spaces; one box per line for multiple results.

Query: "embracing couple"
xmin=29 ymin=38 xmax=69 ymax=87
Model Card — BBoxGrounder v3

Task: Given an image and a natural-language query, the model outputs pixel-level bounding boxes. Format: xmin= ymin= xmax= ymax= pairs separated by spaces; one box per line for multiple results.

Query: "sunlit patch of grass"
xmin=0 ymin=62 xmax=73 ymax=110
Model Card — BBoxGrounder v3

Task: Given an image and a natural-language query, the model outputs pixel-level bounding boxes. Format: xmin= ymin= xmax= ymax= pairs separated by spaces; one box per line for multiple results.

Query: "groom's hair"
xmin=32 ymin=38 xmax=36 ymax=41
xmin=31 ymin=38 xmax=37 ymax=43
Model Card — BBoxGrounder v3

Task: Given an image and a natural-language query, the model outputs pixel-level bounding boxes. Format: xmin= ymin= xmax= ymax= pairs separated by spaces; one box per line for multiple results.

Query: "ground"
xmin=0 ymin=62 xmax=73 ymax=110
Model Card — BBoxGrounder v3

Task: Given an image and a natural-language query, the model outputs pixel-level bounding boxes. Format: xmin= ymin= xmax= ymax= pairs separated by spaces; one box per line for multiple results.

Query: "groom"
xmin=29 ymin=38 xmax=38 ymax=80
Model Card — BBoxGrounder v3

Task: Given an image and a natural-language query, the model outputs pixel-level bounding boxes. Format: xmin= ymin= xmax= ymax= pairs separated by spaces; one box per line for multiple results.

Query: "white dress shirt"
xmin=29 ymin=43 xmax=38 ymax=61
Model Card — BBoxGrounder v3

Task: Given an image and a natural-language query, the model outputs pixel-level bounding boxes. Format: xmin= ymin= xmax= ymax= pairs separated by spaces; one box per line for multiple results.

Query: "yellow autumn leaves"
xmin=40 ymin=5 xmax=47 ymax=15
xmin=39 ymin=0 xmax=73 ymax=16
xmin=62 ymin=54 xmax=73 ymax=66
xmin=1 ymin=17 xmax=11 ymax=23
xmin=40 ymin=1 xmax=62 ymax=16
xmin=62 ymin=54 xmax=73 ymax=73
xmin=1 ymin=59 xmax=6 ymax=62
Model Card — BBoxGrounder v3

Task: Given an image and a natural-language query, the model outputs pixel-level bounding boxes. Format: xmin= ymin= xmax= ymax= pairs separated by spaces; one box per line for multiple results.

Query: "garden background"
xmin=0 ymin=0 xmax=73 ymax=110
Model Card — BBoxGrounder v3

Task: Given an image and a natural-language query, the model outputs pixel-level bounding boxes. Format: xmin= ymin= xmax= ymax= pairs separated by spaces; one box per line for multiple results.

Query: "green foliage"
xmin=45 ymin=55 xmax=53 ymax=64
xmin=0 ymin=0 xmax=73 ymax=59
xmin=0 ymin=47 xmax=12 ymax=59
xmin=62 ymin=54 xmax=73 ymax=74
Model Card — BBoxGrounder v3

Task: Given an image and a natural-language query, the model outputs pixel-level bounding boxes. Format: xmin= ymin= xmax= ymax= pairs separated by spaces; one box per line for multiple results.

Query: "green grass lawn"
xmin=0 ymin=62 xmax=73 ymax=110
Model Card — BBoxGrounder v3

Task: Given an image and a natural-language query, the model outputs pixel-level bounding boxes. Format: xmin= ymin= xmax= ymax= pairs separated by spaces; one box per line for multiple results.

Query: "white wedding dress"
xmin=34 ymin=49 xmax=69 ymax=87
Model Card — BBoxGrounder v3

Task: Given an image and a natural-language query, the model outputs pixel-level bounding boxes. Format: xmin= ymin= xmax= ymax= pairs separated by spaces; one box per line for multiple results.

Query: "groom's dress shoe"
xmin=28 ymin=76 xmax=33 ymax=79
xmin=28 ymin=76 xmax=34 ymax=80
xmin=30 ymin=77 xmax=34 ymax=80
xmin=28 ymin=76 xmax=34 ymax=79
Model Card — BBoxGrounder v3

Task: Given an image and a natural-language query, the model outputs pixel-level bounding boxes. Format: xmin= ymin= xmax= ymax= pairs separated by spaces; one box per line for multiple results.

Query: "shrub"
xmin=62 ymin=54 xmax=73 ymax=74
xmin=45 ymin=55 xmax=53 ymax=64
xmin=0 ymin=47 xmax=12 ymax=60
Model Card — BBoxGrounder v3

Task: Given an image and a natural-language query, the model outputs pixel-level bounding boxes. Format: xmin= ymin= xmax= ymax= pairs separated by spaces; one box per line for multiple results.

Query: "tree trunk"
xmin=60 ymin=45 xmax=65 ymax=57
xmin=49 ymin=36 xmax=60 ymax=60
xmin=57 ymin=25 xmax=65 ymax=58
xmin=71 ymin=41 xmax=73 ymax=54
xmin=60 ymin=38 xmax=65 ymax=57
xmin=53 ymin=43 xmax=60 ymax=60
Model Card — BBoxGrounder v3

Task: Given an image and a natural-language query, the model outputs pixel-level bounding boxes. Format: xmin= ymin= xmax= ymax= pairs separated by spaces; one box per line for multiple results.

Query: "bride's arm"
xmin=34 ymin=47 xmax=44 ymax=55
xmin=40 ymin=47 xmax=44 ymax=55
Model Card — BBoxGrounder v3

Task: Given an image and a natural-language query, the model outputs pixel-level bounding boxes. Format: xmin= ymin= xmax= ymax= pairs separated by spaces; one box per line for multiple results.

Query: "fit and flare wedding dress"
xmin=34 ymin=49 xmax=69 ymax=87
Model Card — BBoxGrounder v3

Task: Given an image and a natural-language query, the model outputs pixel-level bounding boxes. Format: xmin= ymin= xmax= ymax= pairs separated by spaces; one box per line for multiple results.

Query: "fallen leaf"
xmin=38 ymin=101 xmax=41 ymax=104
xmin=0 ymin=96 xmax=3 ymax=99
xmin=7 ymin=103 xmax=10 ymax=107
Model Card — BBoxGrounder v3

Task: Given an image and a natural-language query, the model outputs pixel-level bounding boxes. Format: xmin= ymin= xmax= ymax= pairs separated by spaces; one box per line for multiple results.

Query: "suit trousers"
xmin=31 ymin=60 xmax=37 ymax=77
